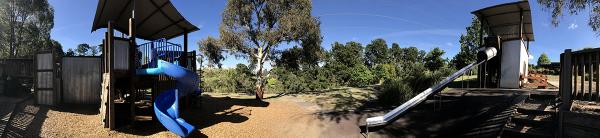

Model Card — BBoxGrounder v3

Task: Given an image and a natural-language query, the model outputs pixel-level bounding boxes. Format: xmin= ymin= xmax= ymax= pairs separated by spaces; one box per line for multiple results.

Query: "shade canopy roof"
xmin=472 ymin=1 xmax=534 ymax=41
xmin=92 ymin=0 xmax=199 ymax=40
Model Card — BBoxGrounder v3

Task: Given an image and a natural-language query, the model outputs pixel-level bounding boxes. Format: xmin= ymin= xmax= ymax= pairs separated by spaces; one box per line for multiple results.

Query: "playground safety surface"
xmin=1 ymin=88 xmax=554 ymax=137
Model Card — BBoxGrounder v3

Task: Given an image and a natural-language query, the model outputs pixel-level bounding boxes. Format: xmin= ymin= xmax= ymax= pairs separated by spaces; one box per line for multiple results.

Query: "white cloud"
xmin=568 ymin=23 xmax=578 ymax=29
xmin=445 ymin=42 xmax=453 ymax=46
xmin=373 ymin=29 xmax=462 ymax=38
xmin=318 ymin=13 xmax=432 ymax=28
xmin=529 ymin=55 xmax=534 ymax=60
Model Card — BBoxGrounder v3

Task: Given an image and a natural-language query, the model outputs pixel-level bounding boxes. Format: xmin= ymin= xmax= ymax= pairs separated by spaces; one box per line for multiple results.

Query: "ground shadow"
xmin=0 ymin=96 xmax=50 ymax=138
xmin=50 ymin=104 xmax=99 ymax=115
xmin=314 ymin=88 xmax=529 ymax=137
xmin=184 ymin=95 xmax=269 ymax=130
xmin=116 ymin=94 xmax=269 ymax=137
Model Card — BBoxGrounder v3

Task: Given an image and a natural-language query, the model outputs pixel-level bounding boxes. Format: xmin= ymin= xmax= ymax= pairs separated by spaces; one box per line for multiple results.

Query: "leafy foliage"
xmin=198 ymin=36 xmax=225 ymax=68
xmin=65 ymin=49 xmax=75 ymax=56
xmin=365 ymin=38 xmax=389 ymax=67
xmin=389 ymin=43 xmax=403 ymax=64
xmin=537 ymin=0 xmax=600 ymax=35
xmin=373 ymin=64 xmax=397 ymax=84
xmin=326 ymin=41 xmax=371 ymax=86
xmin=0 ymin=0 xmax=54 ymax=58
xmin=349 ymin=64 xmax=374 ymax=87
xmin=219 ymin=0 xmax=321 ymax=99
xmin=452 ymin=17 xmax=483 ymax=69
xmin=234 ymin=64 xmax=255 ymax=93
xmin=76 ymin=43 xmax=90 ymax=56
xmin=537 ymin=53 xmax=551 ymax=65
xmin=424 ymin=47 xmax=447 ymax=71
xmin=378 ymin=78 xmax=413 ymax=106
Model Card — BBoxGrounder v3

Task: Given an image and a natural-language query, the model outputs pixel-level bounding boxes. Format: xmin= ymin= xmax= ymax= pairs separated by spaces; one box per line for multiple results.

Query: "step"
xmin=516 ymin=107 xmax=555 ymax=115
xmin=529 ymin=94 xmax=556 ymax=100
xmin=502 ymin=125 xmax=553 ymax=138
xmin=510 ymin=114 xmax=554 ymax=127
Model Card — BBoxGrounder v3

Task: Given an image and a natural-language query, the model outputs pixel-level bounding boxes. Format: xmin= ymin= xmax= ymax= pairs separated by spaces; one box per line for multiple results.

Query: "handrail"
xmin=136 ymin=38 xmax=183 ymax=69
xmin=362 ymin=47 xmax=497 ymax=132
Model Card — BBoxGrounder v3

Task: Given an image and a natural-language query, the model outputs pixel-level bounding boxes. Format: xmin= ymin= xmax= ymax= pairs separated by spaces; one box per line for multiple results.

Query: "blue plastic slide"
xmin=136 ymin=60 xmax=200 ymax=137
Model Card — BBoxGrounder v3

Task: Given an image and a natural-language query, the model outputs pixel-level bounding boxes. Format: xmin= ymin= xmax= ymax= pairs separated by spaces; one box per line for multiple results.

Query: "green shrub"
xmin=373 ymin=64 xmax=397 ymax=84
xmin=202 ymin=68 xmax=237 ymax=93
xmin=378 ymin=79 xmax=414 ymax=106
xmin=349 ymin=64 xmax=374 ymax=87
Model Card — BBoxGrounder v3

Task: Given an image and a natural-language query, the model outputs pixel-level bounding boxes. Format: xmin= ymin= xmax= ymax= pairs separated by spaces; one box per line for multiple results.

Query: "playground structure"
xmin=361 ymin=1 xmax=545 ymax=136
xmin=91 ymin=0 xmax=200 ymax=137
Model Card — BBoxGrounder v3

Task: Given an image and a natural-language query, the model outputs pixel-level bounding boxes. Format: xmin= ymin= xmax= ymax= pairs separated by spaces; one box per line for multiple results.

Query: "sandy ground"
xmin=1 ymin=92 xmax=367 ymax=138
xmin=3 ymin=88 xmax=565 ymax=138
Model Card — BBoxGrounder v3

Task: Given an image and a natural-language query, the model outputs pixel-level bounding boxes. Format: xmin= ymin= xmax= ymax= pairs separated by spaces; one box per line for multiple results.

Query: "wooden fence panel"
xmin=35 ymin=53 xmax=57 ymax=106
xmin=62 ymin=57 xmax=102 ymax=105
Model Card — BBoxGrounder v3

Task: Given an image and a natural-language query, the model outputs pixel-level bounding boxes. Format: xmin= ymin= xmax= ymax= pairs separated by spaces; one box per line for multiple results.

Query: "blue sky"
xmin=49 ymin=0 xmax=599 ymax=68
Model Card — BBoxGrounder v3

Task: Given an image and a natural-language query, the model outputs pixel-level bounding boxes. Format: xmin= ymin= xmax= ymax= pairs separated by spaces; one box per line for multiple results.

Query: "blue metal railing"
xmin=136 ymin=38 xmax=182 ymax=69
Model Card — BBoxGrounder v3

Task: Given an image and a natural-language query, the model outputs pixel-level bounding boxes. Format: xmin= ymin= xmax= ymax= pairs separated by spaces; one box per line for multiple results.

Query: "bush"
xmin=378 ymin=64 xmax=455 ymax=106
xmin=202 ymin=68 xmax=237 ymax=93
xmin=378 ymin=79 xmax=414 ymax=106
xmin=349 ymin=64 xmax=374 ymax=87
xmin=234 ymin=64 xmax=255 ymax=94
xmin=266 ymin=67 xmax=304 ymax=93
xmin=373 ymin=64 xmax=397 ymax=84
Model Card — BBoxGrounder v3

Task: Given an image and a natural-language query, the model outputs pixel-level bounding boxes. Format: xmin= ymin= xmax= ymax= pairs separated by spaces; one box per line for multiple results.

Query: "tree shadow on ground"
xmin=182 ymin=95 xmax=270 ymax=136
xmin=113 ymin=95 xmax=269 ymax=137
xmin=314 ymin=88 xmax=528 ymax=137
xmin=0 ymin=96 xmax=49 ymax=138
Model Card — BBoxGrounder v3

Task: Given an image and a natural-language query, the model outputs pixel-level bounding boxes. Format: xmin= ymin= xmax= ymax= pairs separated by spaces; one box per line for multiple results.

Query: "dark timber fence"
xmin=0 ymin=58 xmax=34 ymax=96
xmin=558 ymin=48 xmax=600 ymax=137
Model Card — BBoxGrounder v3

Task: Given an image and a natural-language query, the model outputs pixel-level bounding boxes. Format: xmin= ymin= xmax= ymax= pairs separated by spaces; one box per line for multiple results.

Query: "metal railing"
xmin=136 ymin=38 xmax=182 ymax=69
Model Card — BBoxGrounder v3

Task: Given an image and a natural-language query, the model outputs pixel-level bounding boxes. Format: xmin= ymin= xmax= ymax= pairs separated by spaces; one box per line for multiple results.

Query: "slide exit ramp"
xmin=361 ymin=47 xmax=497 ymax=133
xmin=137 ymin=60 xmax=200 ymax=137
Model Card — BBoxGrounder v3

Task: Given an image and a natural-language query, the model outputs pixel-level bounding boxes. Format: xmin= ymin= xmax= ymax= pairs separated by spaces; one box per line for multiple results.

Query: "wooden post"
xmin=581 ymin=55 xmax=585 ymax=100
xmin=107 ymin=21 xmax=116 ymax=130
xmin=589 ymin=53 xmax=593 ymax=101
xmin=597 ymin=53 xmax=600 ymax=101
xmin=559 ymin=49 xmax=573 ymax=137
xmin=181 ymin=32 xmax=188 ymax=67
xmin=128 ymin=17 xmax=137 ymax=125
xmin=576 ymin=54 xmax=579 ymax=97
xmin=519 ymin=9 xmax=523 ymax=39
xmin=103 ymin=38 xmax=107 ymax=73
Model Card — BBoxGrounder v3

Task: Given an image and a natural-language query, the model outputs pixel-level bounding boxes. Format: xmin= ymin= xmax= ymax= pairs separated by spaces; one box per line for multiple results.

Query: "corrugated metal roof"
xmin=91 ymin=0 xmax=199 ymax=40
xmin=472 ymin=1 xmax=534 ymax=41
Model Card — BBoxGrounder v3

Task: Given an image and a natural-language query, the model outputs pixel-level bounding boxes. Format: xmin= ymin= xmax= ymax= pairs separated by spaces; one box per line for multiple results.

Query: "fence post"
xmin=559 ymin=49 xmax=573 ymax=137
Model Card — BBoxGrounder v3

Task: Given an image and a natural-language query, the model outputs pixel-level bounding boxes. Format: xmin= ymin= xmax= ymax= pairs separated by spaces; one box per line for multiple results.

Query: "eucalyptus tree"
xmin=537 ymin=0 xmax=600 ymax=35
xmin=76 ymin=43 xmax=90 ymax=56
xmin=198 ymin=36 xmax=225 ymax=68
xmin=219 ymin=0 xmax=321 ymax=99
xmin=0 ymin=0 xmax=54 ymax=58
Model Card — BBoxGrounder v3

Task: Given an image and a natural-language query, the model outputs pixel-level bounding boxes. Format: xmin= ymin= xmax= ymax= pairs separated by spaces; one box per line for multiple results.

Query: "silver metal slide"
xmin=362 ymin=47 xmax=497 ymax=132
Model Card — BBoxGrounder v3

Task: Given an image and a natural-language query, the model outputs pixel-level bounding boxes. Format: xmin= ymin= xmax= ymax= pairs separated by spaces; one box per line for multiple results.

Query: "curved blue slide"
xmin=136 ymin=60 xmax=200 ymax=137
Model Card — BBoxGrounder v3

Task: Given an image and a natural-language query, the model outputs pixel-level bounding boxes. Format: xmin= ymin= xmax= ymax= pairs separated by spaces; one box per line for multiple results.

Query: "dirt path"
xmin=23 ymin=93 xmax=364 ymax=137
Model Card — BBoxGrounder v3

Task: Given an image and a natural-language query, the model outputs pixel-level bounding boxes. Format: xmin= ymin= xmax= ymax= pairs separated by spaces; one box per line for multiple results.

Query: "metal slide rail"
xmin=363 ymin=47 xmax=497 ymax=133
